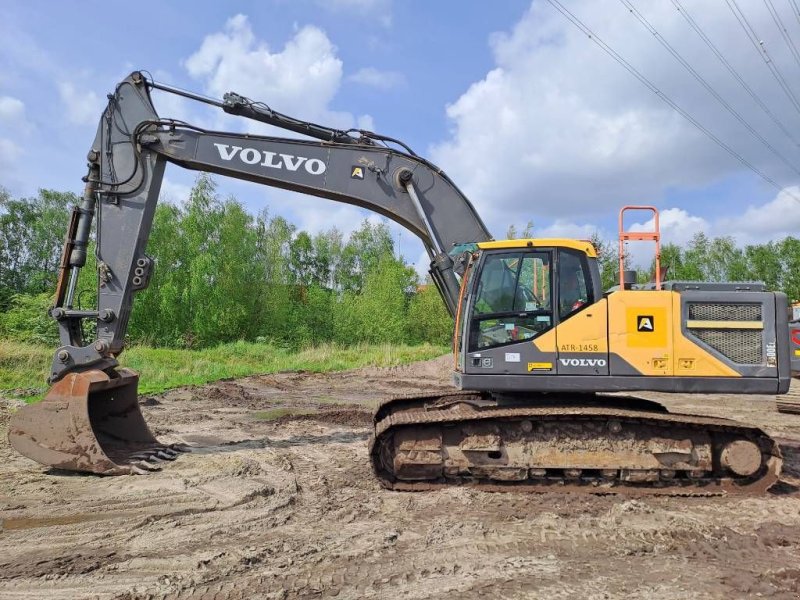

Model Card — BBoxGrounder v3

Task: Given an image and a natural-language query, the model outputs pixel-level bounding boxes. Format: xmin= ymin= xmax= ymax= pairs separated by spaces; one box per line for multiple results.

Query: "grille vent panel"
xmin=688 ymin=303 xmax=761 ymax=321
xmin=692 ymin=329 xmax=762 ymax=364
xmin=687 ymin=302 xmax=764 ymax=364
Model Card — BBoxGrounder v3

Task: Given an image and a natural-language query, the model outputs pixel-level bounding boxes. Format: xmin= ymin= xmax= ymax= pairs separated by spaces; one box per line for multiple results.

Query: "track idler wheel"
xmin=8 ymin=368 xmax=185 ymax=475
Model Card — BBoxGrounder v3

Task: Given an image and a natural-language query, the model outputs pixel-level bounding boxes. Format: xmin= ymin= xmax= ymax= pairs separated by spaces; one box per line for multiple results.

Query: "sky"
xmin=2 ymin=0 xmax=800 ymax=274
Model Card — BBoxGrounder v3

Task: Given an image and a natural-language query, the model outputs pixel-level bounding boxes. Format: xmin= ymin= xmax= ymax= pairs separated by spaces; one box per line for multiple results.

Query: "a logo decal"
xmin=559 ymin=358 xmax=607 ymax=367
xmin=213 ymin=143 xmax=326 ymax=175
xmin=351 ymin=166 xmax=365 ymax=179
xmin=637 ymin=315 xmax=655 ymax=332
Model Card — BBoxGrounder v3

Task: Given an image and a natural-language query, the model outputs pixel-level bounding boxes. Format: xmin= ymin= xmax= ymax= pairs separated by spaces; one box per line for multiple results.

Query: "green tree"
xmin=311 ymin=228 xmax=343 ymax=288
xmin=289 ymin=231 xmax=315 ymax=286
xmin=505 ymin=221 xmax=534 ymax=240
xmin=0 ymin=189 xmax=78 ymax=306
xmin=337 ymin=219 xmax=395 ymax=292
xmin=589 ymin=232 xmax=620 ymax=291
xmin=407 ymin=279 xmax=452 ymax=345
xmin=252 ymin=211 xmax=295 ymax=342
xmin=129 ymin=203 xmax=186 ymax=345
xmin=0 ymin=293 xmax=59 ymax=345
xmin=335 ymin=256 xmax=416 ymax=344
xmin=779 ymin=237 xmax=800 ymax=302
xmin=744 ymin=242 xmax=781 ymax=291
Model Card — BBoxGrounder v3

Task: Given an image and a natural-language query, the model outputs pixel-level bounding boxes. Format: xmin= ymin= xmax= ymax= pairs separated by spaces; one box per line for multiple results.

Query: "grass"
xmin=0 ymin=339 xmax=448 ymax=401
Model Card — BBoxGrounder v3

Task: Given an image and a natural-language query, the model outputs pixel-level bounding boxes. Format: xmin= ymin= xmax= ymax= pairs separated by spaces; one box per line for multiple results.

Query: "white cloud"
xmin=348 ymin=67 xmax=405 ymax=90
xmin=159 ymin=177 xmax=193 ymax=204
xmin=431 ymin=0 xmax=800 ymax=239
xmin=0 ymin=96 xmax=25 ymax=122
xmin=0 ymin=138 xmax=21 ymax=163
xmin=0 ymin=138 xmax=22 ymax=183
xmin=626 ymin=207 xmax=709 ymax=267
xmin=630 ymin=208 xmax=709 ymax=247
xmin=185 ymin=15 xmax=366 ymax=130
xmin=58 ymin=81 xmax=104 ymax=126
xmin=717 ymin=187 xmax=800 ymax=242
xmin=536 ymin=219 xmax=607 ymax=241
xmin=181 ymin=14 xmax=384 ymax=251
xmin=356 ymin=113 xmax=375 ymax=131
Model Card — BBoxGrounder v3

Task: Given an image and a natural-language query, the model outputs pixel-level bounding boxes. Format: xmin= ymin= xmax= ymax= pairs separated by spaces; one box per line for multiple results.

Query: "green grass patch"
xmin=0 ymin=339 xmax=448 ymax=402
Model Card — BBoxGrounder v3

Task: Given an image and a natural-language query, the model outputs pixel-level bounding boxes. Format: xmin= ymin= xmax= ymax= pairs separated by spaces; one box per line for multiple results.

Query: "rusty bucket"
xmin=8 ymin=368 xmax=182 ymax=475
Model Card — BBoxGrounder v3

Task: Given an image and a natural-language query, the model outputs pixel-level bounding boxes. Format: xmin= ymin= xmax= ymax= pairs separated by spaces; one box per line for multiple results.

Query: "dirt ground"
xmin=1 ymin=356 xmax=800 ymax=600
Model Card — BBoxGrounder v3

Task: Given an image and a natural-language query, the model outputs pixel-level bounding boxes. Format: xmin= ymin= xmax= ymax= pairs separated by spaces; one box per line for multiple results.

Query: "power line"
xmin=620 ymin=0 xmax=800 ymax=177
xmin=726 ymin=0 xmax=800 ymax=117
xmin=763 ymin=0 xmax=800 ymax=71
xmin=543 ymin=0 xmax=800 ymax=202
xmin=671 ymin=0 xmax=800 ymax=148
xmin=789 ymin=0 xmax=800 ymax=29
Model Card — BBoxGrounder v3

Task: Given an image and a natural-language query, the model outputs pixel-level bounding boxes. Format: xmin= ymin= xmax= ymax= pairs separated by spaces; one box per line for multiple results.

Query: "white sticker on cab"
xmin=505 ymin=352 xmax=521 ymax=363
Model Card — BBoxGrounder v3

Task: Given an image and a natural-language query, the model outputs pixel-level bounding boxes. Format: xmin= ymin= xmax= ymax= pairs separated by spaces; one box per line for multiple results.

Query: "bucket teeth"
xmin=169 ymin=444 xmax=191 ymax=453
xmin=129 ymin=446 xmax=179 ymax=463
xmin=8 ymin=369 xmax=186 ymax=476
xmin=132 ymin=460 xmax=162 ymax=473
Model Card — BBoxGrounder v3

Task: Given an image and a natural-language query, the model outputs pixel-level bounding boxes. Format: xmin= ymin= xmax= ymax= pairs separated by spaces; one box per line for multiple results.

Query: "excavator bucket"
xmin=8 ymin=368 xmax=183 ymax=475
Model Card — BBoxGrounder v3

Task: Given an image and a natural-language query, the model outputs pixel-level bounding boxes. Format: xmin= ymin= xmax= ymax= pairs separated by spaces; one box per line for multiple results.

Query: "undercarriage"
xmin=370 ymin=392 xmax=782 ymax=495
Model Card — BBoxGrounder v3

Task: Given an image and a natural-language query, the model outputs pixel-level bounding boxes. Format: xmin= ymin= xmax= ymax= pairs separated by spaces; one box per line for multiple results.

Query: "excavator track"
xmin=369 ymin=391 xmax=782 ymax=496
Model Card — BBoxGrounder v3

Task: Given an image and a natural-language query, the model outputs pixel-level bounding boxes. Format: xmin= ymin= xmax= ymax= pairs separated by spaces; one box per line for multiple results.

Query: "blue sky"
xmin=2 ymin=0 xmax=799 ymax=272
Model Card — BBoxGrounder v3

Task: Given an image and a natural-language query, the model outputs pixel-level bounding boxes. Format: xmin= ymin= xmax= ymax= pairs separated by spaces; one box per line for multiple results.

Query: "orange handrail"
xmin=618 ymin=205 xmax=661 ymax=290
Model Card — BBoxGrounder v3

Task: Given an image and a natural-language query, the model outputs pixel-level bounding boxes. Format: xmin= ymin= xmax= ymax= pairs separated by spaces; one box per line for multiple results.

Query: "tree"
xmin=311 ymin=228 xmax=343 ymax=288
xmin=506 ymin=221 xmax=534 ymax=240
xmin=335 ymin=255 xmax=416 ymax=344
xmin=589 ymin=232 xmax=620 ymax=291
xmin=407 ymin=279 xmax=452 ymax=345
xmin=337 ymin=219 xmax=395 ymax=293
xmin=744 ymin=242 xmax=781 ymax=291
xmin=289 ymin=231 xmax=315 ymax=286
xmin=129 ymin=202 xmax=186 ymax=345
xmin=0 ymin=189 xmax=78 ymax=307
xmin=779 ymin=237 xmax=800 ymax=302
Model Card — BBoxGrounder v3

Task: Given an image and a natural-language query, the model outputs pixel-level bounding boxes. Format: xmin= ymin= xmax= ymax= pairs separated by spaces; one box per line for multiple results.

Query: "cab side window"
xmin=558 ymin=250 xmax=592 ymax=320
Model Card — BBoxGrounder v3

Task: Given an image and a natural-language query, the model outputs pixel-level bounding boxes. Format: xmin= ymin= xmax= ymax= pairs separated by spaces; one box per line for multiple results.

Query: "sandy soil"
xmin=1 ymin=356 xmax=800 ymax=600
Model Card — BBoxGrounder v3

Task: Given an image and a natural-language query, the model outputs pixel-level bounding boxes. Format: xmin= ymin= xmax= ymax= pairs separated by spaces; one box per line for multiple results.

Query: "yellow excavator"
xmin=9 ymin=73 xmax=799 ymax=494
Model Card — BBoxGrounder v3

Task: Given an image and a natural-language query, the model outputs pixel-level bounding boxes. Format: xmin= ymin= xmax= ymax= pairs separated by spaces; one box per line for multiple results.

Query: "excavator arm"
xmin=52 ymin=71 xmax=492 ymax=383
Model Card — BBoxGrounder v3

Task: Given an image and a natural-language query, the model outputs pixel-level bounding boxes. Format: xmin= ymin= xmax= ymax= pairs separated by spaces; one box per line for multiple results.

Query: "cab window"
xmin=470 ymin=251 xmax=552 ymax=350
xmin=558 ymin=249 xmax=592 ymax=319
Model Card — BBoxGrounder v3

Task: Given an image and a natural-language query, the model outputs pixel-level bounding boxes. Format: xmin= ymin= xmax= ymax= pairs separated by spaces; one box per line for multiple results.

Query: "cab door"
xmin=463 ymin=249 xmax=558 ymax=376
xmin=554 ymin=248 xmax=610 ymax=376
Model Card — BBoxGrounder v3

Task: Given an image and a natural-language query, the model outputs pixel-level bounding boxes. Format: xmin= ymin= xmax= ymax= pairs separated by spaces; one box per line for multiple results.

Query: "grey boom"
xmin=50 ymin=72 xmax=492 ymax=382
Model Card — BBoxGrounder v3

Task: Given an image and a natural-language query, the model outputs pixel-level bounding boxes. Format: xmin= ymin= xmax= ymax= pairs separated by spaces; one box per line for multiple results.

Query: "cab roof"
xmin=476 ymin=238 xmax=597 ymax=258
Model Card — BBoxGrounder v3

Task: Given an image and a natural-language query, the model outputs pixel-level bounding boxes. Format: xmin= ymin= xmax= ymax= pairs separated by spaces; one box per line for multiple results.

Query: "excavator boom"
xmin=9 ymin=72 xmax=491 ymax=475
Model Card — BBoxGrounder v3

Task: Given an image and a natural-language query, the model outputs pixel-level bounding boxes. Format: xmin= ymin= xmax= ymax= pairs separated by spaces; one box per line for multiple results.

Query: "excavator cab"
xmin=453 ymin=238 xmax=602 ymax=378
